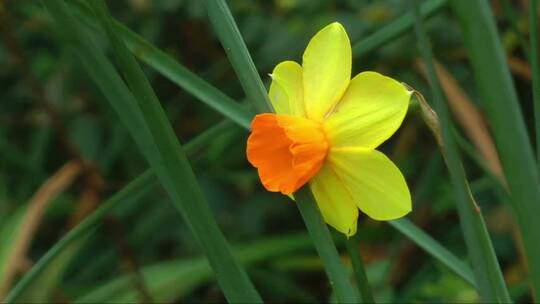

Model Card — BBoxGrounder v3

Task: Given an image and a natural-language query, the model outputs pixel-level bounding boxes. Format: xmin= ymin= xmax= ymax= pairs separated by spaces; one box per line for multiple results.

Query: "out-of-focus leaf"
xmin=75 ymin=233 xmax=312 ymax=303
xmin=16 ymin=239 xmax=87 ymax=303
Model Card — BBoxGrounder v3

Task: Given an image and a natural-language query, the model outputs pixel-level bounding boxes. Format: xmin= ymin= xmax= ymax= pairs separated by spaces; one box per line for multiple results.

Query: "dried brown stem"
xmin=0 ymin=161 xmax=82 ymax=297
xmin=415 ymin=59 xmax=506 ymax=186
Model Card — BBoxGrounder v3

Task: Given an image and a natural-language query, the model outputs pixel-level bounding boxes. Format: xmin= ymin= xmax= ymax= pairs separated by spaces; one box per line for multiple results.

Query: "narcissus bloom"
xmin=246 ymin=22 xmax=412 ymax=236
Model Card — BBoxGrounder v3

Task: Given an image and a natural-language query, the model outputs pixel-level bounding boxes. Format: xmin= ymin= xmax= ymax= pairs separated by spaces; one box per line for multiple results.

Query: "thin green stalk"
xmin=352 ymin=0 xmax=447 ymax=58
xmin=4 ymin=120 xmax=235 ymax=302
xmin=531 ymin=0 xmax=540 ymax=170
xmin=88 ymin=1 xmax=261 ymax=302
xmin=454 ymin=132 xmax=508 ymax=197
xmin=451 ymin=0 xmax=540 ymax=299
xmin=3 ymin=171 xmax=156 ymax=303
xmin=345 ymin=234 xmax=375 ymax=303
xmin=389 ymin=218 xmax=476 ymax=287
xmin=295 ymin=187 xmax=357 ymax=303
xmin=201 ymin=0 xmax=272 ymax=114
xmin=75 ymin=233 xmax=314 ymax=303
xmin=413 ymin=3 xmax=511 ymax=302
xmin=119 ymin=25 xmax=253 ymax=129
xmin=66 ymin=1 xmax=252 ymax=129
xmin=42 ymin=1 xmax=261 ymax=302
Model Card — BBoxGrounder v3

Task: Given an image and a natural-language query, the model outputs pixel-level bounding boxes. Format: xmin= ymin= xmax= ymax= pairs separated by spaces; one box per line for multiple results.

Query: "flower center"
xmin=246 ymin=113 xmax=329 ymax=195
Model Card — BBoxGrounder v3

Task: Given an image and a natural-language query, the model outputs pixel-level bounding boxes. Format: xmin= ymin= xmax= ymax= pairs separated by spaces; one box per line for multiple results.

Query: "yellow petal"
xmin=325 ymin=71 xmax=411 ymax=149
xmin=302 ymin=22 xmax=351 ymax=121
xmin=309 ymin=163 xmax=358 ymax=236
xmin=268 ymin=61 xmax=305 ymax=116
xmin=328 ymin=147 xmax=411 ymax=220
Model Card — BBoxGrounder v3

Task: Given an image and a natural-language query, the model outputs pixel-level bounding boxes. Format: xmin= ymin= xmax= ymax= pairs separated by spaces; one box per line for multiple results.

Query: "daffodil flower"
xmin=246 ymin=22 xmax=412 ymax=236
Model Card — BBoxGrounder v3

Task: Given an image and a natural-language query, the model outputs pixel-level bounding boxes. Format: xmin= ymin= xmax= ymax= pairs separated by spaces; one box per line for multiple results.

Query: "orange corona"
xmin=247 ymin=114 xmax=328 ymax=194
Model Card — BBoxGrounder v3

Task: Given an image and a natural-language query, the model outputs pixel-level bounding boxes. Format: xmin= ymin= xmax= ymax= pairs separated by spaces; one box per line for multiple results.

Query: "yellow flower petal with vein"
xmin=302 ymin=22 xmax=351 ymax=121
xmin=268 ymin=61 xmax=305 ymax=116
xmin=328 ymin=147 xmax=411 ymax=220
xmin=325 ymin=71 xmax=411 ymax=149
xmin=310 ymin=163 xmax=358 ymax=236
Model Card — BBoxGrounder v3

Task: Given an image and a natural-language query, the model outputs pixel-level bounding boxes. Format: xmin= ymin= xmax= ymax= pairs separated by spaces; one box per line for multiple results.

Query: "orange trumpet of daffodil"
xmin=247 ymin=22 xmax=412 ymax=236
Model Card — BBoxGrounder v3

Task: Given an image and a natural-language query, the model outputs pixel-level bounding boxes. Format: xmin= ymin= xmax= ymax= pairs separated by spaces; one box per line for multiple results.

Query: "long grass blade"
xmin=68 ymin=0 xmax=253 ymax=128
xmin=450 ymin=0 xmax=540 ymax=298
xmin=88 ymin=1 xmax=261 ymax=302
xmin=118 ymin=25 xmax=253 ymax=129
xmin=3 ymin=171 xmax=156 ymax=303
xmin=41 ymin=1 xmax=261 ymax=302
xmin=201 ymin=0 xmax=272 ymax=113
xmin=76 ymin=233 xmax=313 ymax=303
xmin=3 ymin=119 xmax=235 ymax=302
xmin=345 ymin=234 xmax=375 ymax=303
xmin=413 ymin=3 xmax=511 ymax=302
xmin=352 ymin=0 xmax=447 ymax=58
xmin=295 ymin=187 xmax=357 ymax=303
xmin=389 ymin=218 xmax=476 ymax=287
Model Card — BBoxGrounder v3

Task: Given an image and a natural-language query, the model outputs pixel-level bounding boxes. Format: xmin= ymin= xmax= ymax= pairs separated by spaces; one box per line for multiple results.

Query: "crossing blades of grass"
xmin=389 ymin=219 xmax=476 ymax=287
xmin=295 ymin=188 xmax=358 ymax=303
xmin=76 ymin=233 xmax=313 ymax=303
xmin=451 ymin=0 xmax=540 ymax=299
xmin=118 ymin=24 xmax=253 ymax=129
xmin=352 ymin=0 xmax=447 ymax=58
xmin=69 ymin=1 xmax=253 ymax=129
xmin=3 ymin=119 xmax=236 ymax=302
xmin=90 ymin=1 xmax=261 ymax=302
xmin=413 ymin=3 xmax=511 ymax=302
xmin=3 ymin=171 xmax=156 ymax=303
xmin=69 ymin=1 xmax=253 ymax=128
xmin=201 ymin=0 xmax=272 ymax=114
xmin=66 ymin=0 xmax=476 ymax=290
xmin=42 ymin=1 xmax=262 ymax=302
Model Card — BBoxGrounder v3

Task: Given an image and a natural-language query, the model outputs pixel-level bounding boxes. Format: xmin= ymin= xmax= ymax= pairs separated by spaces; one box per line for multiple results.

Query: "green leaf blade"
xmin=450 ymin=0 xmax=540 ymax=299
xmin=413 ymin=3 xmax=511 ymax=302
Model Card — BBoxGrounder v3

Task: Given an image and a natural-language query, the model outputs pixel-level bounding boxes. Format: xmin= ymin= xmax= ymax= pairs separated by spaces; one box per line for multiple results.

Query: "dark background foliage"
xmin=0 ymin=0 xmax=534 ymax=302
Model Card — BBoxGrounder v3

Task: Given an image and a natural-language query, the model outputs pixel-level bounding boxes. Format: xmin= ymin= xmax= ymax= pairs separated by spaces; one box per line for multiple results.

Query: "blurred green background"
xmin=0 ymin=0 xmax=535 ymax=302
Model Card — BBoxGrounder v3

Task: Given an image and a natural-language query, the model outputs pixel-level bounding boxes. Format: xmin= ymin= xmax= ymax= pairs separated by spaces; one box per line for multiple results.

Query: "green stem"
xmin=450 ymin=0 xmax=540 ymax=299
xmin=413 ymin=3 xmax=511 ymax=302
xmin=295 ymin=187 xmax=357 ymax=303
xmin=389 ymin=218 xmax=476 ymax=287
xmin=3 ymin=120 xmax=235 ymax=303
xmin=201 ymin=0 xmax=272 ymax=113
xmin=88 ymin=1 xmax=261 ymax=302
xmin=3 ymin=171 xmax=156 ymax=303
xmin=345 ymin=234 xmax=375 ymax=303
